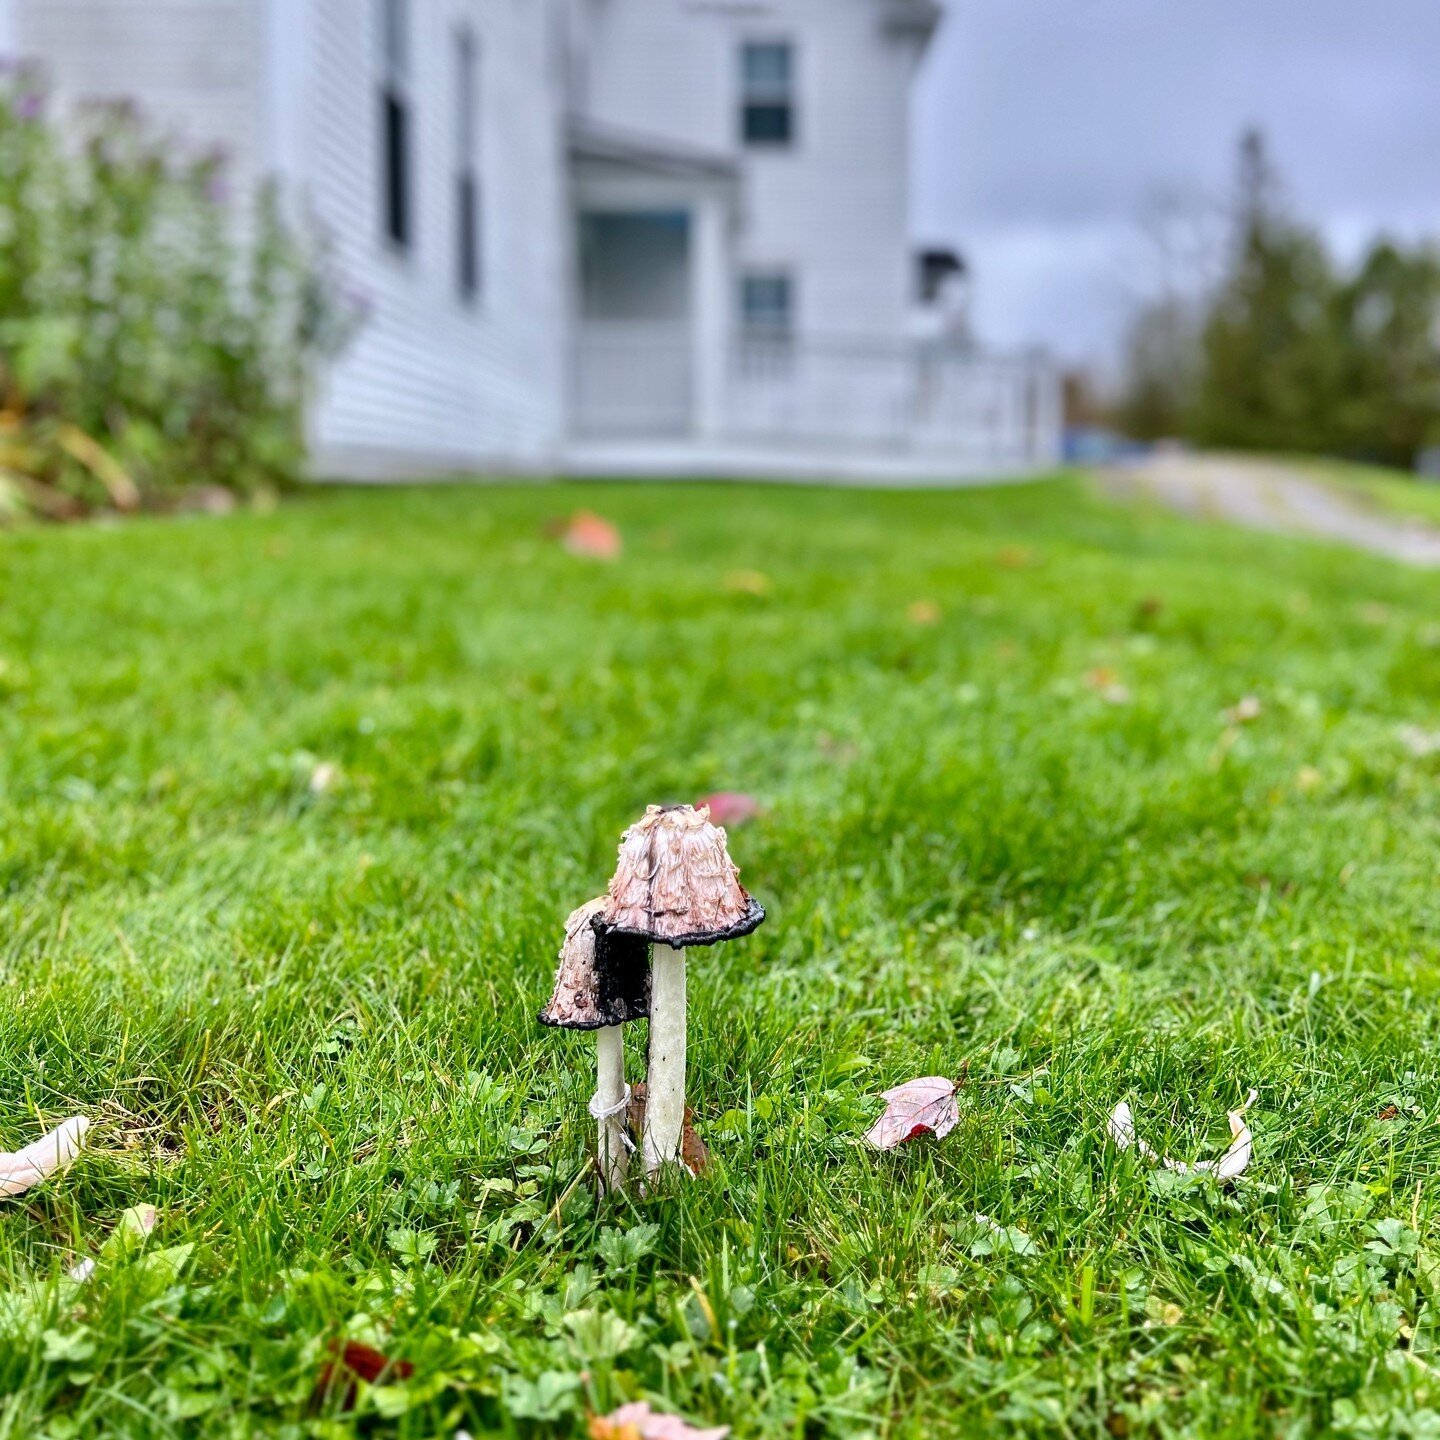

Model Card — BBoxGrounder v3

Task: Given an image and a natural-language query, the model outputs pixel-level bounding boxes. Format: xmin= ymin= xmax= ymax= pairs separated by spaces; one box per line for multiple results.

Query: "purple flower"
xmin=341 ymin=285 xmax=375 ymax=319
xmin=14 ymin=91 xmax=43 ymax=121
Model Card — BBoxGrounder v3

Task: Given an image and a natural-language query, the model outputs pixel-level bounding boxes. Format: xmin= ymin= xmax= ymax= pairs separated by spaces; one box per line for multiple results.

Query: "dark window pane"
xmin=742 ymin=41 xmax=791 ymax=90
xmin=383 ymin=89 xmax=411 ymax=247
xmin=457 ymin=171 xmax=480 ymax=299
xmin=741 ymin=273 xmax=793 ymax=332
xmin=743 ymin=102 xmax=792 ymax=145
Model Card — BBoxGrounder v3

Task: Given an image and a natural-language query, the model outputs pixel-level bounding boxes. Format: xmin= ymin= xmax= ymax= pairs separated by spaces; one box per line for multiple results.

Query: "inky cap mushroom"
xmin=539 ymin=897 xmax=652 ymax=1030
xmin=597 ymin=804 xmax=765 ymax=949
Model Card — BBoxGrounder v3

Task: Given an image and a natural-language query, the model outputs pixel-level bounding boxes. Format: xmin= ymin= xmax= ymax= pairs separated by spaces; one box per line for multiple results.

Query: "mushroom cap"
xmin=539 ymin=897 xmax=652 ymax=1030
xmin=598 ymin=804 xmax=765 ymax=950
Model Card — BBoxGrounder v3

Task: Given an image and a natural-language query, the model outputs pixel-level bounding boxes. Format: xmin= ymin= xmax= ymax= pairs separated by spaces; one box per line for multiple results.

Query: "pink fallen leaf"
xmin=0 ymin=1116 xmax=90 ymax=1197
xmin=864 ymin=1076 xmax=958 ymax=1149
xmin=696 ymin=792 xmax=760 ymax=827
xmin=562 ymin=512 xmax=622 ymax=561
xmin=588 ymin=1401 xmax=729 ymax=1440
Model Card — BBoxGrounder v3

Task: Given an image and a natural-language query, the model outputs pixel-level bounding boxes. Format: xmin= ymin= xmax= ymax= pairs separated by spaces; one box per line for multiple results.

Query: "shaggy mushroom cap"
xmin=540 ymin=897 xmax=652 ymax=1030
xmin=598 ymin=804 xmax=765 ymax=950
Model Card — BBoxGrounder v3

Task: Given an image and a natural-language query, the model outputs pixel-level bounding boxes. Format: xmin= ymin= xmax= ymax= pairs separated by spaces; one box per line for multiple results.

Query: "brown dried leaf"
xmin=314 ymin=1339 xmax=414 ymax=1411
xmin=864 ymin=1076 xmax=958 ymax=1150
xmin=588 ymin=1401 xmax=729 ymax=1440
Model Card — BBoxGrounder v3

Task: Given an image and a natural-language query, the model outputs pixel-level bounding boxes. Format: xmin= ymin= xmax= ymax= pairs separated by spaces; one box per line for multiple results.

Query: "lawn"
xmin=2 ymin=476 xmax=1440 ymax=1438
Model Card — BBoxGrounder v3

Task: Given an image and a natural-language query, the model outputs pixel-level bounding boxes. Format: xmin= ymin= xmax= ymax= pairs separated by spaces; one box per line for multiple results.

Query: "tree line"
xmin=1118 ymin=132 xmax=1440 ymax=471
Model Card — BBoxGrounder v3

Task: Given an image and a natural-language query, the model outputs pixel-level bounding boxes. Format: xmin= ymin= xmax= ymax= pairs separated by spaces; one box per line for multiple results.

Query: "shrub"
xmin=0 ymin=69 xmax=356 ymax=519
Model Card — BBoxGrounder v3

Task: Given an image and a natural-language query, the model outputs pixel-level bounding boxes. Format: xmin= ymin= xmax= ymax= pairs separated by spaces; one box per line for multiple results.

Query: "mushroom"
xmin=596 ymin=804 xmax=765 ymax=1176
xmin=540 ymin=897 xmax=652 ymax=1190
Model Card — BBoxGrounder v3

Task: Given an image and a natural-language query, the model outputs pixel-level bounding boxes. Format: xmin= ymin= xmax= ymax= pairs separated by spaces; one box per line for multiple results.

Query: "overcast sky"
xmin=911 ymin=0 xmax=1440 ymax=372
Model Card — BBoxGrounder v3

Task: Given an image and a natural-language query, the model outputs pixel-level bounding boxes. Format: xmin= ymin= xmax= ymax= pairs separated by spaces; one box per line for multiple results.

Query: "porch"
xmin=567 ymin=333 xmax=1060 ymax=480
xmin=567 ymin=121 xmax=1060 ymax=483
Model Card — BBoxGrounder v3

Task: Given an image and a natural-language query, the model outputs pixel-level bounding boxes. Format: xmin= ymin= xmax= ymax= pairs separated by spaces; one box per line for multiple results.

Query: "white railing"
xmin=573 ymin=322 xmax=694 ymax=439
xmin=572 ymin=326 xmax=1060 ymax=471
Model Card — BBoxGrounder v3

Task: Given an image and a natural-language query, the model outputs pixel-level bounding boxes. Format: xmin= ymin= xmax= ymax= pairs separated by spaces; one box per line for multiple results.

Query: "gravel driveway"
xmin=1103 ymin=453 xmax=1440 ymax=567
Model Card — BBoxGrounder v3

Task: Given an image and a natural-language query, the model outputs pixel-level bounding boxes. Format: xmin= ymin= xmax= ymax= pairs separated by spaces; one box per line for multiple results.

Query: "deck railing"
xmin=572 ymin=326 xmax=1060 ymax=470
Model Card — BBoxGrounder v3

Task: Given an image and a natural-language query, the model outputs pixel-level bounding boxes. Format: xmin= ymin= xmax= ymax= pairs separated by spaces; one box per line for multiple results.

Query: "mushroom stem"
xmin=643 ymin=945 xmax=687 ymax=1175
xmin=594 ymin=1025 xmax=628 ymax=1191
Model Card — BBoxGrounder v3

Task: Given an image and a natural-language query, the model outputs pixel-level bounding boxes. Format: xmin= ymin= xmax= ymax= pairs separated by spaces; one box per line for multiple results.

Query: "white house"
xmin=2 ymin=0 xmax=1060 ymax=482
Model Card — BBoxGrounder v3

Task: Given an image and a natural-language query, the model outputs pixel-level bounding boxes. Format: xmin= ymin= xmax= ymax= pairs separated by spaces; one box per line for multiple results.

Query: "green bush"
xmin=0 ymin=69 xmax=355 ymax=518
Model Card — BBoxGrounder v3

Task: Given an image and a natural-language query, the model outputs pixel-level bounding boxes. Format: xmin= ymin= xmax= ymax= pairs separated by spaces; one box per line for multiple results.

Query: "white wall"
xmin=15 ymin=0 xmax=266 ymax=199
xmin=296 ymin=0 xmax=570 ymax=476
xmin=575 ymin=0 xmax=929 ymax=341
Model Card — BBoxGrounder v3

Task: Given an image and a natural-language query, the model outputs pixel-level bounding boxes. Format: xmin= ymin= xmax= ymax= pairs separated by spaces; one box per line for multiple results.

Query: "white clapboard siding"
xmin=575 ymin=0 xmax=926 ymax=339
xmin=297 ymin=0 xmax=569 ymax=476
xmin=15 ymin=0 xmax=265 ymax=197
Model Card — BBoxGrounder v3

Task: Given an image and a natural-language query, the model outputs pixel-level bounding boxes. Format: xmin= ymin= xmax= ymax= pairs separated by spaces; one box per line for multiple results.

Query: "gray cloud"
xmin=912 ymin=0 xmax=1440 ymax=365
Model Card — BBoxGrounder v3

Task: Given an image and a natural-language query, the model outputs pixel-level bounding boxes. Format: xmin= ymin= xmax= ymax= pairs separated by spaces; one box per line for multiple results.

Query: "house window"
xmin=379 ymin=0 xmax=412 ymax=249
xmin=740 ymin=271 xmax=795 ymax=335
xmin=455 ymin=25 xmax=481 ymax=300
xmin=740 ymin=41 xmax=795 ymax=147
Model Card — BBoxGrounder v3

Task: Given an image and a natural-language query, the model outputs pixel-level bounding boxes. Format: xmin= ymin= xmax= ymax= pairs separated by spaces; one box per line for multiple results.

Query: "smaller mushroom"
xmin=540 ymin=898 xmax=652 ymax=1190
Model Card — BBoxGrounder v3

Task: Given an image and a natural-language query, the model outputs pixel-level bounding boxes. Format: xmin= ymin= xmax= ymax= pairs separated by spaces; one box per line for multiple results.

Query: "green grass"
xmin=3 ymin=476 xmax=1440 ymax=1438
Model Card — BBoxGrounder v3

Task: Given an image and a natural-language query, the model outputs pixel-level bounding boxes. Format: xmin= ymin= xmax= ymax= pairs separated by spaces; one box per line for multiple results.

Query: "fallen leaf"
xmin=1378 ymin=1104 xmax=1401 ymax=1122
xmin=315 ymin=1339 xmax=415 ymax=1411
xmin=696 ymin=792 xmax=760 ymax=827
xmin=563 ymin=512 xmax=622 ymax=561
xmin=0 ymin=1117 xmax=90 ymax=1198
xmin=1106 ymin=1089 xmax=1257 ymax=1181
xmin=723 ymin=570 xmax=771 ymax=596
xmin=907 ymin=600 xmax=941 ymax=625
xmin=864 ymin=1076 xmax=958 ymax=1150
xmin=309 ymin=761 xmax=341 ymax=794
xmin=56 ymin=423 xmax=140 ymax=511
xmin=1083 ymin=669 xmax=1133 ymax=706
xmin=1398 ymin=725 xmax=1440 ymax=758
xmin=588 ymin=1400 xmax=729 ymax=1440
xmin=1223 ymin=696 xmax=1263 ymax=725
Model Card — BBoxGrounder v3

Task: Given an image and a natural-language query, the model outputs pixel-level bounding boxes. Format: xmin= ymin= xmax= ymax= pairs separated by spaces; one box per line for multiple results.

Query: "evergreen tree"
xmin=1191 ymin=130 xmax=1347 ymax=454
